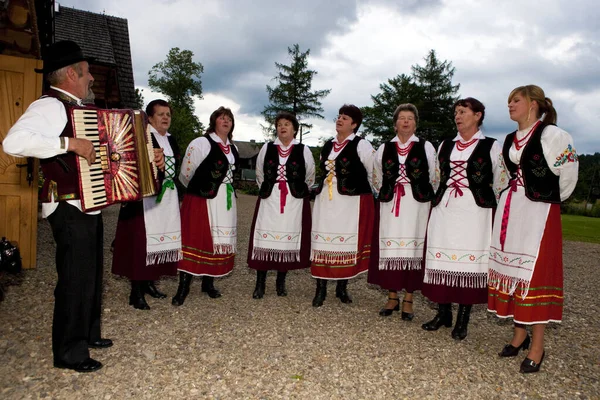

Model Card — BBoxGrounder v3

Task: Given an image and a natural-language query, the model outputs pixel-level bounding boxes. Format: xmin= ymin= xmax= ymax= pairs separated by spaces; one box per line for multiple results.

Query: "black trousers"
xmin=47 ymin=202 xmax=103 ymax=364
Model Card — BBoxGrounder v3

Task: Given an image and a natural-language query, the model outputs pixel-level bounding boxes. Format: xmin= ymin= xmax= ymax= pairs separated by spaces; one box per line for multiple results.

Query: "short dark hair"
xmin=339 ymin=104 xmax=363 ymax=133
xmin=453 ymin=97 xmax=485 ymax=126
xmin=392 ymin=103 xmax=419 ymax=126
xmin=207 ymin=106 xmax=235 ymax=140
xmin=146 ymin=99 xmax=171 ymax=117
xmin=275 ymin=111 xmax=299 ymax=137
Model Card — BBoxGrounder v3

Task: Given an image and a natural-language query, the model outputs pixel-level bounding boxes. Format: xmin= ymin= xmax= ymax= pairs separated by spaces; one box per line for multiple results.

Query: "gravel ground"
xmin=0 ymin=193 xmax=599 ymax=399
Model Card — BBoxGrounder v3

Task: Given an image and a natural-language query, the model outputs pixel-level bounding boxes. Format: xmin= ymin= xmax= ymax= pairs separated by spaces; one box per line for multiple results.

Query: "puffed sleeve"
xmin=372 ymin=143 xmax=385 ymax=193
xmin=357 ymin=138 xmax=376 ymax=189
xmin=303 ymin=145 xmax=316 ymax=187
xmin=541 ymin=125 xmax=579 ymax=201
xmin=424 ymin=140 xmax=440 ymax=192
xmin=255 ymin=142 xmax=268 ymax=186
xmin=178 ymin=136 xmax=211 ymax=188
xmin=490 ymin=140 xmax=509 ymax=198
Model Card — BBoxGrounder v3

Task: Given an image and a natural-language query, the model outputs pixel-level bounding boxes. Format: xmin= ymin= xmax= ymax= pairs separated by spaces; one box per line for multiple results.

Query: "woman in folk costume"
xmin=112 ymin=99 xmax=182 ymax=310
xmin=172 ymin=107 xmax=239 ymax=306
xmin=247 ymin=112 xmax=315 ymax=298
xmin=421 ymin=97 xmax=507 ymax=340
xmin=368 ymin=103 xmax=438 ymax=320
xmin=488 ymin=85 xmax=578 ymax=373
xmin=311 ymin=104 xmax=375 ymax=307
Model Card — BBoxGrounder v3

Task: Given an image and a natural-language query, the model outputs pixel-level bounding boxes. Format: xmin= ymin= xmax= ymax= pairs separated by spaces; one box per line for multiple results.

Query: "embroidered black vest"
xmin=39 ymin=89 xmax=84 ymax=202
xmin=258 ymin=142 xmax=309 ymax=199
xmin=315 ymin=136 xmax=371 ymax=196
xmin=433 ymin=137 xmax=497 ymax=208
xmin=378 ymin=139 xmax=435 ymax=203
xmin=502 ymin=123 xmax=560 ymax=203
xmin=186 ymin=134 xmax=240 ymax=199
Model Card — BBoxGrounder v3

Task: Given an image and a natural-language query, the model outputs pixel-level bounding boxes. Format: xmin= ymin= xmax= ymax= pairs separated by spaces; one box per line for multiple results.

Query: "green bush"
xmin=562 ymin=201 xmax=600 ymax=218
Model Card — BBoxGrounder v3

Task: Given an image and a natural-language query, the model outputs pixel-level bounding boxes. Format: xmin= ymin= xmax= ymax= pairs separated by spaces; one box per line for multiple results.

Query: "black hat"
xmin=34 ymin=41 xmax=95 ymax=74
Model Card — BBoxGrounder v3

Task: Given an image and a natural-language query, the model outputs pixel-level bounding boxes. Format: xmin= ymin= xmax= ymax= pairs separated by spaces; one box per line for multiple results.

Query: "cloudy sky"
xmin=61 ymin=0 xmax=599 ymax=154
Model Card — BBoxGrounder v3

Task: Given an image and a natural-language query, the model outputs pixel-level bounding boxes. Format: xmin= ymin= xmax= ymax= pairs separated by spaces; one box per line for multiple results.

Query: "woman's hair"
xmin=275 ymin=111 xmax=299 ymax=137
xmin=207 ymin=106 xmax=235 ymax=139
xmin=453 ymin=97 xmax=486 ymax=127
xmin=146 ymin=99 xmax=171 ymax=117
xmin=508 ymin=85 xmax=558 ymax=125
xmin=339 ymin=104 xmax=363 ymax=133
xmin=392 ymin=103 xmax=419 ymax=125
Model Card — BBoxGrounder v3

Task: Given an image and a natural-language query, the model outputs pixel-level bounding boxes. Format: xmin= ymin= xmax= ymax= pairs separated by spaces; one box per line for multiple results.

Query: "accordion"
xmin=72 ymin=108 xmax=159 ymax=212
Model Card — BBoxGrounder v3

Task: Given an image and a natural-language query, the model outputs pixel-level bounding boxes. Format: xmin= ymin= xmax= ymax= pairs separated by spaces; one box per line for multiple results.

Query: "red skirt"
xmin=178 ymin=194 xmax=234 ymax=277
xmin=367 ymin=200 xmax=424 ymax=292
xmin=488 ymin=204 xmax=563 ymax=324
xmin=247 ymin=196 xmax=311 ymax=271
xmin=310 ymin=194 xmax=374 ymax=280
xmin=111 ymin=202 xmax=177 ymax=280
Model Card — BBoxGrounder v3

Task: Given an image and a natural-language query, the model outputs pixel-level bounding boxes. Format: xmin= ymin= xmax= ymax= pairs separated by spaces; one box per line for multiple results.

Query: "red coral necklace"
xmin=514 ymin=120 xmax=541 ymax=151
xmin=278 ymin=144 xmax=293 ymax=158
xmin=456 ymin=138 xmax=478 ymax=151
xmin=396 ymin=141 xmax=414 ymax=156
xmin=218 ymin=143 xmax=230 ymax=154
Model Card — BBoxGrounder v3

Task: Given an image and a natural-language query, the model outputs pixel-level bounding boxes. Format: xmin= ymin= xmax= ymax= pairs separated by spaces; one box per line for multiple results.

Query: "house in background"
xmin=234 ymin=139 xmax=263 ymax=181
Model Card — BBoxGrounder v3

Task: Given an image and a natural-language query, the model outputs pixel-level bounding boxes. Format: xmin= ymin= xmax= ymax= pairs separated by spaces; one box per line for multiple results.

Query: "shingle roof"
xmin=233 ymin=141 xmax=263 ymax=159
xmin=54 ymin=6 xmax=137 ymax=108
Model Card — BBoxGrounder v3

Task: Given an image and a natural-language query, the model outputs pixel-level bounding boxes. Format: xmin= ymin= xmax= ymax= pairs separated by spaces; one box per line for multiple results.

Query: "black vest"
xmin=502 ymin=123 xmax=561 ymax=203
xmin=315 ymin=136 xmax=371 ymax=196
xmin=433 ymin=137 xmax=497 ymax=208
xmin=186 ymin=134 xmax=240 ymax=198
xmin=258 ymin=142 xmax=309 ymax=199
xmin=378 ymin=139 xmax=435 ymax=203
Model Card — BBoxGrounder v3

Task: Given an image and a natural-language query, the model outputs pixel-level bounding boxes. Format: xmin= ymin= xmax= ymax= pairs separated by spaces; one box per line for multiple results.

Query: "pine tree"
xmin=262 ymin=44 xmax=331 ymax=142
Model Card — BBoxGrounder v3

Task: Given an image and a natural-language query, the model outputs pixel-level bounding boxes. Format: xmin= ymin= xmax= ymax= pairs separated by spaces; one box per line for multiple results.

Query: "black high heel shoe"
xmin=401 ymin=299 xmax=414 ymax=321
xmin=520 ymin=351 xmax=545 ymax=373
xmin=379 ymin=297 xmax=400 ymax=316
xmin=499 ymin=334 xmax=531 ymax=357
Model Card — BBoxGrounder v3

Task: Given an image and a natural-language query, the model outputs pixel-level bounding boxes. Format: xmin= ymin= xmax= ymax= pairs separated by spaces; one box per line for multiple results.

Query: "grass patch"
xmin=562 ymin=214 xmax=600 ymax=244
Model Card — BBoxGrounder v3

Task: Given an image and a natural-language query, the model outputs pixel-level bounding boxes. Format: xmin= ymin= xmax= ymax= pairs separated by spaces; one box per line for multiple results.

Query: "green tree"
xmin=148 ymin=47 xmax=204 ymax=152
xmin=361 ymin=50 xmax=460 ymax=147
xmin=262 ymin=44 xmax=331 ymax=143
xmin=134 ymin=88 xmax=145 ymax=110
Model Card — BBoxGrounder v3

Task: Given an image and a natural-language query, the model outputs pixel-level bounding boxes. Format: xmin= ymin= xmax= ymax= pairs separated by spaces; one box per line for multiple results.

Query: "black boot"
xmin=335 ymin=279 xmax=352 ymax=304
xmin=421 ymin=303 xmax=453 ymax=331
xmin=144 ymin=280 xmax=167 ymax=299
xmin=276 ymin=271 xmax=287 ymax=297
xmin=312 ymin=279 xmax=327 ymax=307
xmin=201 ymin=276 xmax=222 ymax=298
xmin=129 ymin=280 xmax=150 ymax=310
xmin=172 ymin=272 xmax=193 ymax=306
xmin=451 ymin=304 xmax=472 ymax=340
xmin=253 ymin=271 xmax=267 ymax=299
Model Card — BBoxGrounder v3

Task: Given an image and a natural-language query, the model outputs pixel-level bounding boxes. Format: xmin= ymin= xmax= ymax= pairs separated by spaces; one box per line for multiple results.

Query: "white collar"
xmin=274 ymin=137 xmax=298 ymax=148
xmin=334 ymin=133 xmax=355 ymax=143
xmin=391 ymin=134 xmax=419 ymax=146
xmin=210 ymin=132 xmax=230 ymax=145
xmin=50 ymin=86 xmax=82 ymax=105
xmin=453 ymin=130 xmax=485 ymax=142
xmin=149 ymin=125 xmax=170 ymax=137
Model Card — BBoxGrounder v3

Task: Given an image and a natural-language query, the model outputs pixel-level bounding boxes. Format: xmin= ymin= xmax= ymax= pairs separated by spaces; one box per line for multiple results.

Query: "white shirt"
xmin=2 ymin=87 xmax=97 ymax=217
xmin=255 ymin=138 xmax=316 ymax=187
xmin=373 ymin=134 xmax=439 ymax=192
xmin=179 ymin=133 xmax=237 ymax=188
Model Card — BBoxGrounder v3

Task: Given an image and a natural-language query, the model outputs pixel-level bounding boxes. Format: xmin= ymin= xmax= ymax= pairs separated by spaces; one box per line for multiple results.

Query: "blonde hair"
xmin=508 ymin=85 xmax=557 ymax=124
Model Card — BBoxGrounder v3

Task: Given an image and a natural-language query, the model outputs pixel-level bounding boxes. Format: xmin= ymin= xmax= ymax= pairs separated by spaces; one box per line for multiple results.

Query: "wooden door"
xmin=0 ymin=54 xmax=43 ymax=269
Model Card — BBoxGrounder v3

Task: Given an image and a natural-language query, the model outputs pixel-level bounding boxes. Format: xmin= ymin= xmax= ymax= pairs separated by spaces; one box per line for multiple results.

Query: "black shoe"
xmin=451 ymin=304 xmax=472 ymax=340
xmin=401 ymin=299 xmax=414 ymax=321
xmin=379 ymin=297 xmax=400 ymax=316
xmin=172 ymin=272 xmax=193 ymax=306
xmin=335 ymin=280 xmax=352 ymax=304
xmin=201 ymin=276 xmax=222 ymax=298
xmin=499 ymin=334 xmax=531 ymax=357
xmin=129 ymin=281 xmax=150 ymax=310
xmin=145 ymin=281 xmax=167 ymax=299
xmin=252 ymin=271 xmax=267 ymax=299
xmin=312 ymin=279 xmax=327 ymax=307
xmin=88 ymin=338 xmax=113 ymax=349
xmin=276 ymin=271 xmax=287 ymax=297
xmin=54 ymin=357 xmax=103 ymax=373
xmin=422 ymin=303 xmax=453 ymax=331
xmin=520 ymin=351 xmax=545 ymax=373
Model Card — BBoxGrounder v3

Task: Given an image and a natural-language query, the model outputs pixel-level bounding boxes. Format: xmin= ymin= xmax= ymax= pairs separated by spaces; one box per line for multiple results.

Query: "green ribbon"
xmin=156 ymin=179 xmax=175 ymax=203
xmin=226 ymin=183 xmax=234 ymax=210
